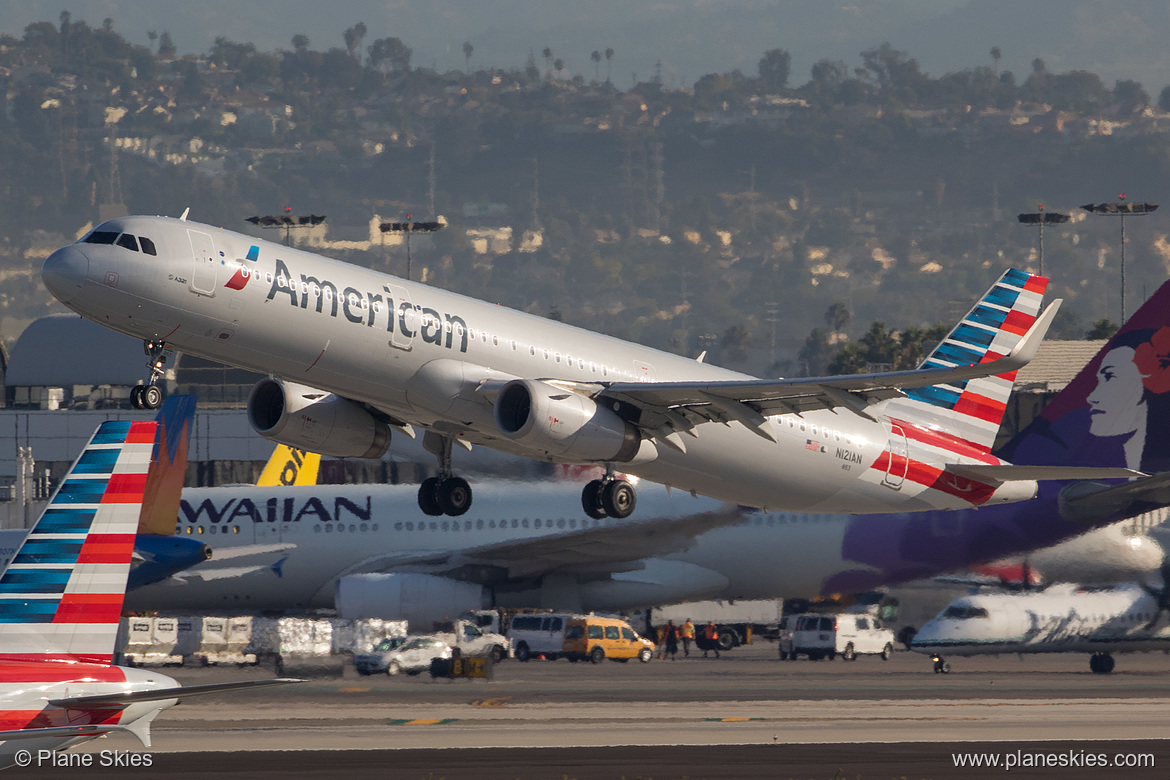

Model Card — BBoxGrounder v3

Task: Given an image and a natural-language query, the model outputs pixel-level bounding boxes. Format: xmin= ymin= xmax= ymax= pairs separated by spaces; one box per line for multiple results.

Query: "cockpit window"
xmin=82 ymin=231 xmax=120 ymax=245
xmin=116 ymin=233 xmax=139 ymax=252
xmin=140 ymin=236 xmax=157 ymax=256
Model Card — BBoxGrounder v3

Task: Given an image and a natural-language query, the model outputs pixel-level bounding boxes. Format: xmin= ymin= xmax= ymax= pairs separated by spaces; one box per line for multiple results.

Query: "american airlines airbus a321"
xmin=42 ymin=215 xmax=1136 ymax=519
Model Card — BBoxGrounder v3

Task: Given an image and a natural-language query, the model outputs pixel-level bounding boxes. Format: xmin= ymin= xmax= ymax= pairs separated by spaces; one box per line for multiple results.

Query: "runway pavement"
xmin=47 ymin=644 xmax=1170 ymax=778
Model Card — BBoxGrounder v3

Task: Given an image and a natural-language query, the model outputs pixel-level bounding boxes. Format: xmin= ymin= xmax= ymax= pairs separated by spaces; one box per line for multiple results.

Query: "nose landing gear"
xmin=130 ymin=340 xmax=172 ymax=410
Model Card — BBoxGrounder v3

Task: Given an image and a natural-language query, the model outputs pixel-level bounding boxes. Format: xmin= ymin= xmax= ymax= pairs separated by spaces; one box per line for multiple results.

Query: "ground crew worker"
xmin=682 ymin=618 xmax=695 ymax=657
xmin=702 ymin=621 xmax=720 ymax=658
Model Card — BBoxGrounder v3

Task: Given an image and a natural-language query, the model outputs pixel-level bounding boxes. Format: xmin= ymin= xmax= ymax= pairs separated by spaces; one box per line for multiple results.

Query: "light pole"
xmin=1016 ymin=206 xmax=1068 ymax=278
xmin=246 ymin=210 xmax=326 ymax=246
xmin=1081 ymin=196 xmax=1158 ymax=322
xmin=379 ymin=216 xmax=444 ymax=281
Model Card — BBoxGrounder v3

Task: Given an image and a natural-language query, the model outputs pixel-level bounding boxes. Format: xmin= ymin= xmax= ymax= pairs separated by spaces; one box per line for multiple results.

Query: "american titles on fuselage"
xmin=262 ymin=259 xmax=470 ymax=352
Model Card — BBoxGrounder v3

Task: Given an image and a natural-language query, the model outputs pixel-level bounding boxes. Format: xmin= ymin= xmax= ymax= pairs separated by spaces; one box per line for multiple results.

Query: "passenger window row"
xmin=82 ymin=230 xmax=157 ymax=256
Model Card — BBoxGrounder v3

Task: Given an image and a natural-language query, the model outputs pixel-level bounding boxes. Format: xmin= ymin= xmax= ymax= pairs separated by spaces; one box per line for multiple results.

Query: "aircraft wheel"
xmin=418 ymin=477 xmax=443 ymax=516
xmin=437 ymin=476 xmax=472 ymax=516
xmin=601 ymin=479 xmax=636 ymax=519
xmin=130 ymin=385 xmax=144 ymax=409
xmin=141 ymin=385 xmax=163 ymax=409
xmin=582 ymin=480 xmax=607 ymax=519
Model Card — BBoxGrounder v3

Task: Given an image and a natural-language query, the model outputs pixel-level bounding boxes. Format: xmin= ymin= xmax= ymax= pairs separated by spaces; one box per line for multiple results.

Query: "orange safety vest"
xmin=682 ymin=621 xmax=695 ymax=639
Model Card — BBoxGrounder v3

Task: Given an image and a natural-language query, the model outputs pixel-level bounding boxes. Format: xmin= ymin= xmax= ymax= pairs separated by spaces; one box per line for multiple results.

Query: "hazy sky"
xmin=3 ymin=1 xmax=1170 ymax=92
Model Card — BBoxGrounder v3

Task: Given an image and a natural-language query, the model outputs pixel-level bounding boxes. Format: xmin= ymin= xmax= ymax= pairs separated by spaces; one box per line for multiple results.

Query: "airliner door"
xmin=188 ymin=229 xmax=217 ymax=296
xmin=386 ymin=284 xmax=416 ymax=351
xmin=883 ymin=422 xmax=909 ymax=488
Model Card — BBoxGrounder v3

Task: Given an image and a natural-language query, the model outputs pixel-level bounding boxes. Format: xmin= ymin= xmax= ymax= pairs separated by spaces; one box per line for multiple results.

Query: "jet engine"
xmin=493 ymin=379 xmax=641 ymax=462
xmin=247 ymin=378 xmax=391 ymax=459
xmin=335 ymin=573 xmax=490 ymax=626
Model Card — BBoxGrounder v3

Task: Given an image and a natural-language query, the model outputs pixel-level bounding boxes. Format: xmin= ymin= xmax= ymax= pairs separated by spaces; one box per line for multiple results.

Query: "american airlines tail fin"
xmin=257 ymin=445 xmax=320 ymax=487
xmin=889 ymin=268 xmax=1048 ymax=451
xmin=0 ymin=420 xmax=156 ymax=664
xmin=997 ymin=275 xmax=1170 ymax=477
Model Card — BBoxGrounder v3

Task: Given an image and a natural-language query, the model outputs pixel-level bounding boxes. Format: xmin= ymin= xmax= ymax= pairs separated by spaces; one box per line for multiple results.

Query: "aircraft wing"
xmin=338 ymin=505 xmax=746 ymax=581
xmin=596 ymin=300 xmax=1059 ymax=440
xmin=47 ymin=679 xmax=301 ymax=709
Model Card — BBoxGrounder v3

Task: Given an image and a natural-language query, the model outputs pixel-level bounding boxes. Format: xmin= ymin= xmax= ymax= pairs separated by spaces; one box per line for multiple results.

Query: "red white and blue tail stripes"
xmin=894 ymin=268 xmax=1048 ymax=452
xmin=0 ymin=420 xmax=156 ymax=664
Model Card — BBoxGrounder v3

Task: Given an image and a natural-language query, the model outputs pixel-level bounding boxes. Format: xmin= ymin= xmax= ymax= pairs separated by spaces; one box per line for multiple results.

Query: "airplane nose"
xmin=42 ymin=245 xmax=90 ymax=304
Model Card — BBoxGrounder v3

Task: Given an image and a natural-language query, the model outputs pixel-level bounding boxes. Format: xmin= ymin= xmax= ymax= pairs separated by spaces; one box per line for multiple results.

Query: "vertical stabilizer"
xmin=256 ymin=445 xmax=320 ymax=487
xmin=998 ymin=275 xmax=1170 ymax=474
xmin=889 ymin=268 xmax=1048 ymax=451
xmin=0 ymin=421 xmax=156 ymax=664
xmin=138 ymin=395 xmax=197 ymax=536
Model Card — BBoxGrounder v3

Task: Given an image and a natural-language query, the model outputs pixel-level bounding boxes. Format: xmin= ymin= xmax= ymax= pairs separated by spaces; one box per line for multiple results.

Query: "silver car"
xmin=353 ymin=635 xmax=452 ymax=676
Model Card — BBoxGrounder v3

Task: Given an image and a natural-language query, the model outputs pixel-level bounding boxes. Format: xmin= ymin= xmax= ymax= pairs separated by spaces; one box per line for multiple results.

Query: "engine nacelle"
xmin=335 ymin=573 xmax=490 ymax=627
xmin=493 ymin=379 xmax=640 ymax=462
xmin=247 ymin=378 xmax=391 ymax=459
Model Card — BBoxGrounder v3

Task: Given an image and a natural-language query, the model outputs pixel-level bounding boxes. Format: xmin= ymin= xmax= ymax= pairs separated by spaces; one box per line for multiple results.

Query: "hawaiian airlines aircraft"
xmin=125 ymin=283 xmax=1170 ymax=620
xmin=0 ymin=420 xmax=294 ymax=768
xmin=44 ymin=215 xmax=1139 ymax=520
xmin=911 ymin=582 xmax=1170 ymax=675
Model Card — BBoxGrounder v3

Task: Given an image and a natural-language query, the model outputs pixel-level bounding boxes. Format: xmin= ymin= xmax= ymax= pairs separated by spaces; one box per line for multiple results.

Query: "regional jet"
xmin=42 ymin=216 xmax=1140 ymax=519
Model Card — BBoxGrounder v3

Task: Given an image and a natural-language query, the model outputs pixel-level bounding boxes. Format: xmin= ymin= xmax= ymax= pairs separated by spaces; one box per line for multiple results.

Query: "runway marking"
xmin=388 ymin=719 xmax=457 ymax=726
xmin=472 ymin=697 xmax=513 ymax=708
xmin=705 ymin=718 xmax=766 ymax=722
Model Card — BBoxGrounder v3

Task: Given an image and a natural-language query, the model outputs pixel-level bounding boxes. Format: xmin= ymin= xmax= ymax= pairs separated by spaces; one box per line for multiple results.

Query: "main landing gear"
xmin=130 ymin=340 xmax=171 ymax=410
xmin=581 ymin=470 xmax=637 ymax=520
xmin=931 ymin=654 xmax=951 ymax=674
xmin=418 ymin=432 xmax=472 ymax=517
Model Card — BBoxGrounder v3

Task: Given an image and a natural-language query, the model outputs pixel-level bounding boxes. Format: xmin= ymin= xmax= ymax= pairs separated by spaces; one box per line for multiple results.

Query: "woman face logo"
xmin=1087 ymin=346 xmax=1147 ymax=437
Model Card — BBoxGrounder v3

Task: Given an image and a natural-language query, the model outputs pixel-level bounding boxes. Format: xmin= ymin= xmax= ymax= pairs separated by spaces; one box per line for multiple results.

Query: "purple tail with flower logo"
xmin=825 ymin=276 xmax=1170 ymax=598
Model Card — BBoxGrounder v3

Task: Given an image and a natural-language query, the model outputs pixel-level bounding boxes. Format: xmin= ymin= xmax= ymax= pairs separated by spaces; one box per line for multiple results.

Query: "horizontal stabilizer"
xmin=48 ymin=678 xmax=301 ymax=708
xmin=1059 ymin=472 xmax=1170 ymax=519
xmin=945 ymin=463 xmax=1145 ymax=485
xmin=0 ymin=723 xmax=130 ymax=741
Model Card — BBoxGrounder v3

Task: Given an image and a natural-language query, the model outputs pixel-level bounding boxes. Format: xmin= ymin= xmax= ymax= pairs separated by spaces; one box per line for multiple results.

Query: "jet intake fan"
xmin=247 ymin=378 xmax=391 ymax=459
xmin=493 ymin=379 xmax=641 ymax=462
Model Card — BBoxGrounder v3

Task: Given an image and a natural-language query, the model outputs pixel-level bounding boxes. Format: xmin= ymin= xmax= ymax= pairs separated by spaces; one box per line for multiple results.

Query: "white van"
xmin=790 ymin=613 xmax=895 ymax=661
xmin=507 ymin=613 xmax=576 ymax=661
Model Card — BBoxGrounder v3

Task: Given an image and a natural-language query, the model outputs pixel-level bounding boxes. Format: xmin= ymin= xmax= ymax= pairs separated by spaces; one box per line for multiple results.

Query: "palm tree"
xmin=591 ymin=50 xmax=601 ymax=83
xmin=542 ymin=46 xmax=553 ymax=79
xmin=605 ymin=47 xmax=614 ymax=83
xmin=462 ymin=41 xmax=474 ymax=71
xmin=990 ymin=46 xmax=1002 ymax=75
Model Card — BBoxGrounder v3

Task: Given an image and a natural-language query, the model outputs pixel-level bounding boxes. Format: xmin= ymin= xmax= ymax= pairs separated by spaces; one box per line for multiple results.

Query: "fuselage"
xmin=110 ymin=479 xmax=1160 ymax=615
xmin=911 ymin=583 xmax=1170 ymax=656
xmin=43 ymin=216 xmax=1029 ymax=515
